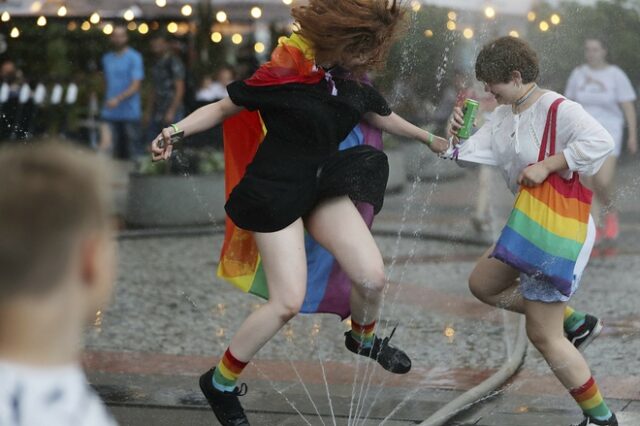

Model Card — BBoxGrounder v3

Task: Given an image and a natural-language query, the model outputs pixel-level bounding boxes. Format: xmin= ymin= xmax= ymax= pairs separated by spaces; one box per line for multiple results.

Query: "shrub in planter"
xmin=125 ymin=149 xmax=227 ymax=228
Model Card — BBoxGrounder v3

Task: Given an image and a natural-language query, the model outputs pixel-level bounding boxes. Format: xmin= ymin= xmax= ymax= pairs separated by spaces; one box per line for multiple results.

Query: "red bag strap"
xmin=538 ymin=98 xmax=566 ymax=162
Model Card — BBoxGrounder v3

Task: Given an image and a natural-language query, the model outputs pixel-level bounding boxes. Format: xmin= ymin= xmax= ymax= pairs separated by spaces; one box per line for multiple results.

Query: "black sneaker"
xmin=199 ymin=368 xmax=250 ymax=426
xmin=572 ymin=412 xmax=618 ymax=426
xmin=344 ymin=326 xmax=411 ymax=374
xmin=566 ymin=314 xmax=603 ymax=352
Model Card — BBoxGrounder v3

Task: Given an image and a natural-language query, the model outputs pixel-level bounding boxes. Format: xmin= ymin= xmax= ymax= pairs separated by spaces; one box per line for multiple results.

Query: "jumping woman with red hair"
xmin=151 ymin=1 xmax=448 ymax=424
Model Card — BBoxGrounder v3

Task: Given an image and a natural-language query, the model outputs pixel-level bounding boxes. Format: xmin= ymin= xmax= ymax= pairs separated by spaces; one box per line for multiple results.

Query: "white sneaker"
xmin=572 ymin=413 xmax=618 ymax=426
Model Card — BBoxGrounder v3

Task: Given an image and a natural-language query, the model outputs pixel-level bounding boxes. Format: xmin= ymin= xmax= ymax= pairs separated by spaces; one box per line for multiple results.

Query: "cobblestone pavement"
xmin=90 ymin=153 xmax=640 ymax=425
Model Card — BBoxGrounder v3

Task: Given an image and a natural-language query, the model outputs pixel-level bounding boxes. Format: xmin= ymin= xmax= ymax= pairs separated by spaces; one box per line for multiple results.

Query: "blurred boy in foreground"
xmin=0 ymin=143 xmax=118 ymax=425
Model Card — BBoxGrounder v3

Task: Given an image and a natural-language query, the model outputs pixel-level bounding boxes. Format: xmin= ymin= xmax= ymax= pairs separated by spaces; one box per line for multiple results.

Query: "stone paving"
xmin=89 ymin=152 xmax=640 ymax=425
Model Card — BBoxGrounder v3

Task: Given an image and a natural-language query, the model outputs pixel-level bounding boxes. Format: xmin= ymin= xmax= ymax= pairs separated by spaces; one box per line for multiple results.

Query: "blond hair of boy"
xmin=0 ymin=143 xmax=118 ymax=426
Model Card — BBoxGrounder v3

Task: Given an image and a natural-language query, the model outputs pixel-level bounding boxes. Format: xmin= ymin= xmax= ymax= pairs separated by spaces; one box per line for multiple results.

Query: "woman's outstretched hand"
xmin=425 ymin=134 xmax=450 ymax=154
xmin=150 ymin=127 xmax=175 ymax=162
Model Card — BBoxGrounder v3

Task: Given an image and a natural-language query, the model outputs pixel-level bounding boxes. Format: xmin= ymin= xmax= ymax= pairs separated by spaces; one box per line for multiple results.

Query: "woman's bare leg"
xmin=305 ymin=197 xmax=385 ymax=326
xmin=468 ymin=245 xmax=524 ymax=313
xmin=226 ymin=219 xmax=307 ymax=361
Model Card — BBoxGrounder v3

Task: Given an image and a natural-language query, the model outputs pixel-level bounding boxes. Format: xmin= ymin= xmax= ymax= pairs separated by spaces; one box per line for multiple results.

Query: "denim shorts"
xmin=520 ymin=215 xmax=596 ymax=303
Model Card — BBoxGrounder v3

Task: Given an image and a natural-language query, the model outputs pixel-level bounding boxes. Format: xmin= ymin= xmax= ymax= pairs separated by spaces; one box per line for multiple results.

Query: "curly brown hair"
xmin=475 ymin=36 xmax=540 ymax=84
xmin=291 ymin=0 xmax=407 ymax=75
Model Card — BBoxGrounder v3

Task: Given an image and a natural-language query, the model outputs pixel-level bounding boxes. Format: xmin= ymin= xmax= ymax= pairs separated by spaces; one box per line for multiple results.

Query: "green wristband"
xmin=170 ymin=123 xmax=181 ymax=134
xmin=427 ymin=132 xmax=434 ymax=147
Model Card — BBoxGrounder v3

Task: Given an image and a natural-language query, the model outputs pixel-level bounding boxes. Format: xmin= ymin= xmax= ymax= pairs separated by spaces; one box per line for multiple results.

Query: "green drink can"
xmin=457 ymin=99 xmax=479 ymax=139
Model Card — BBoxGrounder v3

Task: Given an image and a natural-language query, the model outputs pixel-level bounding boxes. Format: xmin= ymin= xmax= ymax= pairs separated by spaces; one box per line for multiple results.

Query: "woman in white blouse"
xmin=565 ymin=38 xmax=637 ymax=243
xmin=449 ymin=37 xmax=616 ymax=426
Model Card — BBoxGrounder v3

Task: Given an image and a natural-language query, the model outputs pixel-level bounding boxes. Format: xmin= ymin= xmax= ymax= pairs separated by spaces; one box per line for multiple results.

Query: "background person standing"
xmin=145 ymin=34 xmax=186 ymax=144
xmin=101 ymin=26 xmax=144 ymax=160
xmin=565 ymin=37 xmax=637 ymax=244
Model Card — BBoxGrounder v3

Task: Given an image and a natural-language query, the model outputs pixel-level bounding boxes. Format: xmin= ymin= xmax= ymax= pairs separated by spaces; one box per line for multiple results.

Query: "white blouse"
xmin=448 ymin=91 xmax=614 ymax=194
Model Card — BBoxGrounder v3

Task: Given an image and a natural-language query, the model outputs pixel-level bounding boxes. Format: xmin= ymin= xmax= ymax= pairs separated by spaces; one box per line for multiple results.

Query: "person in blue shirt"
xmin=101 ymin=26 xmax=144 ymax=159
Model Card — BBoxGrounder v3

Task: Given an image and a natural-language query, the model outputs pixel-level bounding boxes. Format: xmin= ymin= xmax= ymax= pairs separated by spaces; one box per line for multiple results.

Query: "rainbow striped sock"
xmin=351 ymin=320 xmax=376 ymax=349
xmin=570 ymin=377 xmax=613 ymax=421
xmin=564 ymin=306 xmax=587 ymax=333
xmin=212 ymin=348 xmax=248 ymax=393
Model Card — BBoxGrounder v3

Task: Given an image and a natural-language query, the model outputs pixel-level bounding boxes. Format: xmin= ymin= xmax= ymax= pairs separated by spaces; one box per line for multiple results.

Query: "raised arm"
xmin=151 ymin=97 xmax=243 ymax=161
xmin=364 ymin=111 xmax=448 ymax=154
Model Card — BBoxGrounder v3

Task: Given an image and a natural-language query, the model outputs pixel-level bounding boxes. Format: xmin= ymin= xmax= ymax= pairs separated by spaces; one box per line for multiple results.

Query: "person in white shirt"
xmin=448 ymin=37 xmax=617 ymax=426
xmin=0 ymin=144 xmax=118 ymax=426
xmin=195 ymin=66 xmax=235 ymax=103
xmin=565 ymin=38 xmax=637 ymax=243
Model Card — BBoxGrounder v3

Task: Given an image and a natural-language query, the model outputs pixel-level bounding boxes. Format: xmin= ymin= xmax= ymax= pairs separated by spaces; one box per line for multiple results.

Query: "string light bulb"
xmin=484 ymin=7 xmax=496 ymax=19
xmin=232 ymin=33 xmax=243 ymax=44
xmin=181 ymin=5 xmax=193 ymax=17
xmin=167 ymin=22 xmax=178 ymax=33
xmin=250 ymin=7 xmax=262 ymax=19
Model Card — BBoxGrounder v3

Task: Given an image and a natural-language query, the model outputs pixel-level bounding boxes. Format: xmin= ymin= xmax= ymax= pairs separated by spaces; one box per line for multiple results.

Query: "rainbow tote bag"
xmin=491 ymin=98 xmax=593 ymax=296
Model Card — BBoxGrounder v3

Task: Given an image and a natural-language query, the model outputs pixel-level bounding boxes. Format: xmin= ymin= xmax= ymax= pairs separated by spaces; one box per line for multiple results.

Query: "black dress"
xmin=225 ymin=77 xmax=391 ymax=233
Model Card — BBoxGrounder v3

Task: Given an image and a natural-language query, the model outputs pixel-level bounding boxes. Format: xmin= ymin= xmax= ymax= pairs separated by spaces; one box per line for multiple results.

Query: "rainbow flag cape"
xmin=217 ymin=35 xmax=383 ymax=319
xmin=491 ymin=98 xmax=593 ymax=296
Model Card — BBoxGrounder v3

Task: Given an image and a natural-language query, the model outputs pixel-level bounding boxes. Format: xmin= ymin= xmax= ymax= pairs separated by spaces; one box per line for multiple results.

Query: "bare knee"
xmin=353 ymin=264 xmax=386 ymax=295
xmin=468 ymin=271 xmax=489 ymax=303
xmin=270 ymin=294 xmax=304 ymax=323
xmin=526 ymin=323 xmax=563 ymax=355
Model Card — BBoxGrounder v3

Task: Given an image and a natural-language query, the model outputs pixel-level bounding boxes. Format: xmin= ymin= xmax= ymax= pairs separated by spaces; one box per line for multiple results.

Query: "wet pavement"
xmin=89 ymin=152 xmax=640 ymax=425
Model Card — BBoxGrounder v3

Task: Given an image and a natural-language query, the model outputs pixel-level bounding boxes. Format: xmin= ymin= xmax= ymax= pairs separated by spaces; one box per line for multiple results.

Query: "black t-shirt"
xmin=227 ymin=78 xmax=391 ymax=157
xmin=224 ymin=77 xmax=391 ymax=232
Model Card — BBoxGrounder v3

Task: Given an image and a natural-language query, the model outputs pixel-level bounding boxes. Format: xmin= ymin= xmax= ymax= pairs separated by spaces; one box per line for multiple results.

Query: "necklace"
xmin=514 ymin=83 xmax=538 ymax=112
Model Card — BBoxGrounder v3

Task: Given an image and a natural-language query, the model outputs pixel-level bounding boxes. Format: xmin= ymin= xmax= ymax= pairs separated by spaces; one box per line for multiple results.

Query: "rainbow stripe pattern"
xmin=570 ymin=377 xmax=613 ymax=421
xmin=213 ymin=348 xmax=249 ymax=392
xmin=216 ymin=35 xmax=382 ymax=319
xmin=491 ymin=98 xmax=593 ymax=296
xmin=351 ymin=320 xmax=376 ymax=348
